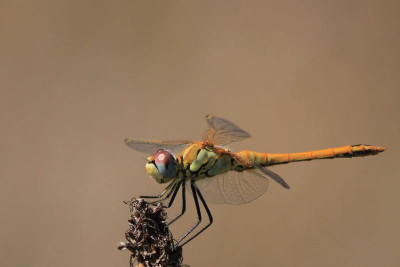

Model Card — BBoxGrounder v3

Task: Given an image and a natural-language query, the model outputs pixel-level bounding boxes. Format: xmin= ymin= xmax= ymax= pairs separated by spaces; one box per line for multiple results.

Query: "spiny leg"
xmin=148 ymin=182 xmax=179 ymax=206
xmin=143 ymin=180 xmax=181 ymax=208
xmin=139 ymin=181 xmax=175 ymax=199
xmin=175 ymin=179 xmax=202 ymax=247
xmin=168 ymin=179 xmax=186 ymax=226
xmin=179 ymin=183 xmax=213 ymax=247
xmin=138 ymin=181 xmax=179 ymax=207
xmin=164 ymin=180 xmax=183 ymax=208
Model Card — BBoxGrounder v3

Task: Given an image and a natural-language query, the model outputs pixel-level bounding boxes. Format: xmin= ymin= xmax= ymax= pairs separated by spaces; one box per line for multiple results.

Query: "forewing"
xmin=124 ymin=138 xmax=193 ymax=154
xmin=194 ymin=170 xmax=269 ymax=205
xmin=205 ymin=115 xmax=251 ymax=145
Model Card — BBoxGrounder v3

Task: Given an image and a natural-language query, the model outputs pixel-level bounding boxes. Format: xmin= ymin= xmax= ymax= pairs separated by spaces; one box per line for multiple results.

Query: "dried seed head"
xmin=118 ymin=198 xmax=188 ymax=267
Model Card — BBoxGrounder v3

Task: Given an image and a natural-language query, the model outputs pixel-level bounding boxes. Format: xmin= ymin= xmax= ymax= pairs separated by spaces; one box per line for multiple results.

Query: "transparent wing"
xmin=254 ymin=165 xmax=290 ymax=189
xmin=124 ymin=138 xmax=193 ymax=154
xmin=194 ymin=170 xmax=269 ymax=205
xmin=205 ymin=115 xmax=251 ymax=146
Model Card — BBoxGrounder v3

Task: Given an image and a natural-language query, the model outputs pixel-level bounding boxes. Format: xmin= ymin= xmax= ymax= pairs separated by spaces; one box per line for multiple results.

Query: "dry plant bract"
xmin=118 ymin=198 xmax=188 ymax=267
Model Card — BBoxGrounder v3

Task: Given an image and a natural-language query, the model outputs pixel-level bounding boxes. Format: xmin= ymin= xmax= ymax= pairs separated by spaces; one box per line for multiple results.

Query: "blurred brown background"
xmin=1 ymin=1 xmax=399 ymax=266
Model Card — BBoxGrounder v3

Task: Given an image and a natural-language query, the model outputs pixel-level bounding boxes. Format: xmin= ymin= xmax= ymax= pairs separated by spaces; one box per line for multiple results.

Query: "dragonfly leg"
xmin=164 ymin=180 xmax=182 ymax=208
xmin=139 ymin=182 xmax=177 ymax=206
xmin=139 ymin=181 xmax=175 ymax=199
xmin=148 ymin=183 xmax=178 ymax=206
xmin=178 ymin=183 xmax=213 ymax=247
xmin=144 ymin=181 xmax=181 ymax=208
xmin=175 ymin=179 xmax=202 ymax=247
xmin=167 ymin=179 xmax=186 ymax=225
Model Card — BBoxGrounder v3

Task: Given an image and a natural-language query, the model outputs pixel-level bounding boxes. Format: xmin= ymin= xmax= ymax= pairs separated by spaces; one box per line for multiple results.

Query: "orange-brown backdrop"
xmin=1 ymin=1 xmax=399 ymax=266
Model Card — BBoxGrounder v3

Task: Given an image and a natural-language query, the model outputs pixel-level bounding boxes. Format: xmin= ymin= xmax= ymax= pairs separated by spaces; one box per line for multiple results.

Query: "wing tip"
xmin=277 ymin=178 xmax=290 ymax=189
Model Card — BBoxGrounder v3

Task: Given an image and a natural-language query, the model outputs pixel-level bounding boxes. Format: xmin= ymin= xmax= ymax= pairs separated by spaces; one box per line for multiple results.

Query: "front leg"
xmin=139 ymin=181 xmax=177 ymax=206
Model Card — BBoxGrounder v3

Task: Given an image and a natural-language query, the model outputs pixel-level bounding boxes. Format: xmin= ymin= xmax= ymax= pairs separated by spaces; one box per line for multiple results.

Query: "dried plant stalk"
xmin=118 ymin=198 xmax=188 ymax=267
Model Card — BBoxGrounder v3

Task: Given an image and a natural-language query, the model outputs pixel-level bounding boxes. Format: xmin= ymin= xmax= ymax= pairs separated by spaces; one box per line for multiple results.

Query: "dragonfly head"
xmin=146 ymin=150 xmax=177 ymax=184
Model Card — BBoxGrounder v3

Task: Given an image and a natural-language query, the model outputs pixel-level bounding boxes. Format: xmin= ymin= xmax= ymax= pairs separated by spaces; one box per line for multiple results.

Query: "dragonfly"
xmin=125 ymin=115 xmax=386 ymax=247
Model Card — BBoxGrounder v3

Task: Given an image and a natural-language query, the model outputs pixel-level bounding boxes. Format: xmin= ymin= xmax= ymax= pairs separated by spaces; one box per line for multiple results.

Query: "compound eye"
xmin=154 ymin=150 xmax=177 ymax=178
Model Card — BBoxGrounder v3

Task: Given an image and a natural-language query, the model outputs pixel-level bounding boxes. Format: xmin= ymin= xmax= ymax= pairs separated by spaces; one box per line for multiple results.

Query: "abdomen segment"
xmin=236 ymin=144 xmax=386 ymax=167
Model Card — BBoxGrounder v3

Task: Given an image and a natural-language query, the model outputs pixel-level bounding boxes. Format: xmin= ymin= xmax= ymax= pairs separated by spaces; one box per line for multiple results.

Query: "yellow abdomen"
xmin=236 ymin=144 xmax=386 ymax=167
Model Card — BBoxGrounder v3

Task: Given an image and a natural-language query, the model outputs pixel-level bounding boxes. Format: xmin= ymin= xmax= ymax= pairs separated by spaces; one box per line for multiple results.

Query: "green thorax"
xmin=178 ymin=143 xmax=237 ymax=180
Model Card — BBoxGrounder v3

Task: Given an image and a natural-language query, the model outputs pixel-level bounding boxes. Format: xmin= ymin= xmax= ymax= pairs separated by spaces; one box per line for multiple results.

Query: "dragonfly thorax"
xmin=181 ymin=143 xmax=234 ymax=180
